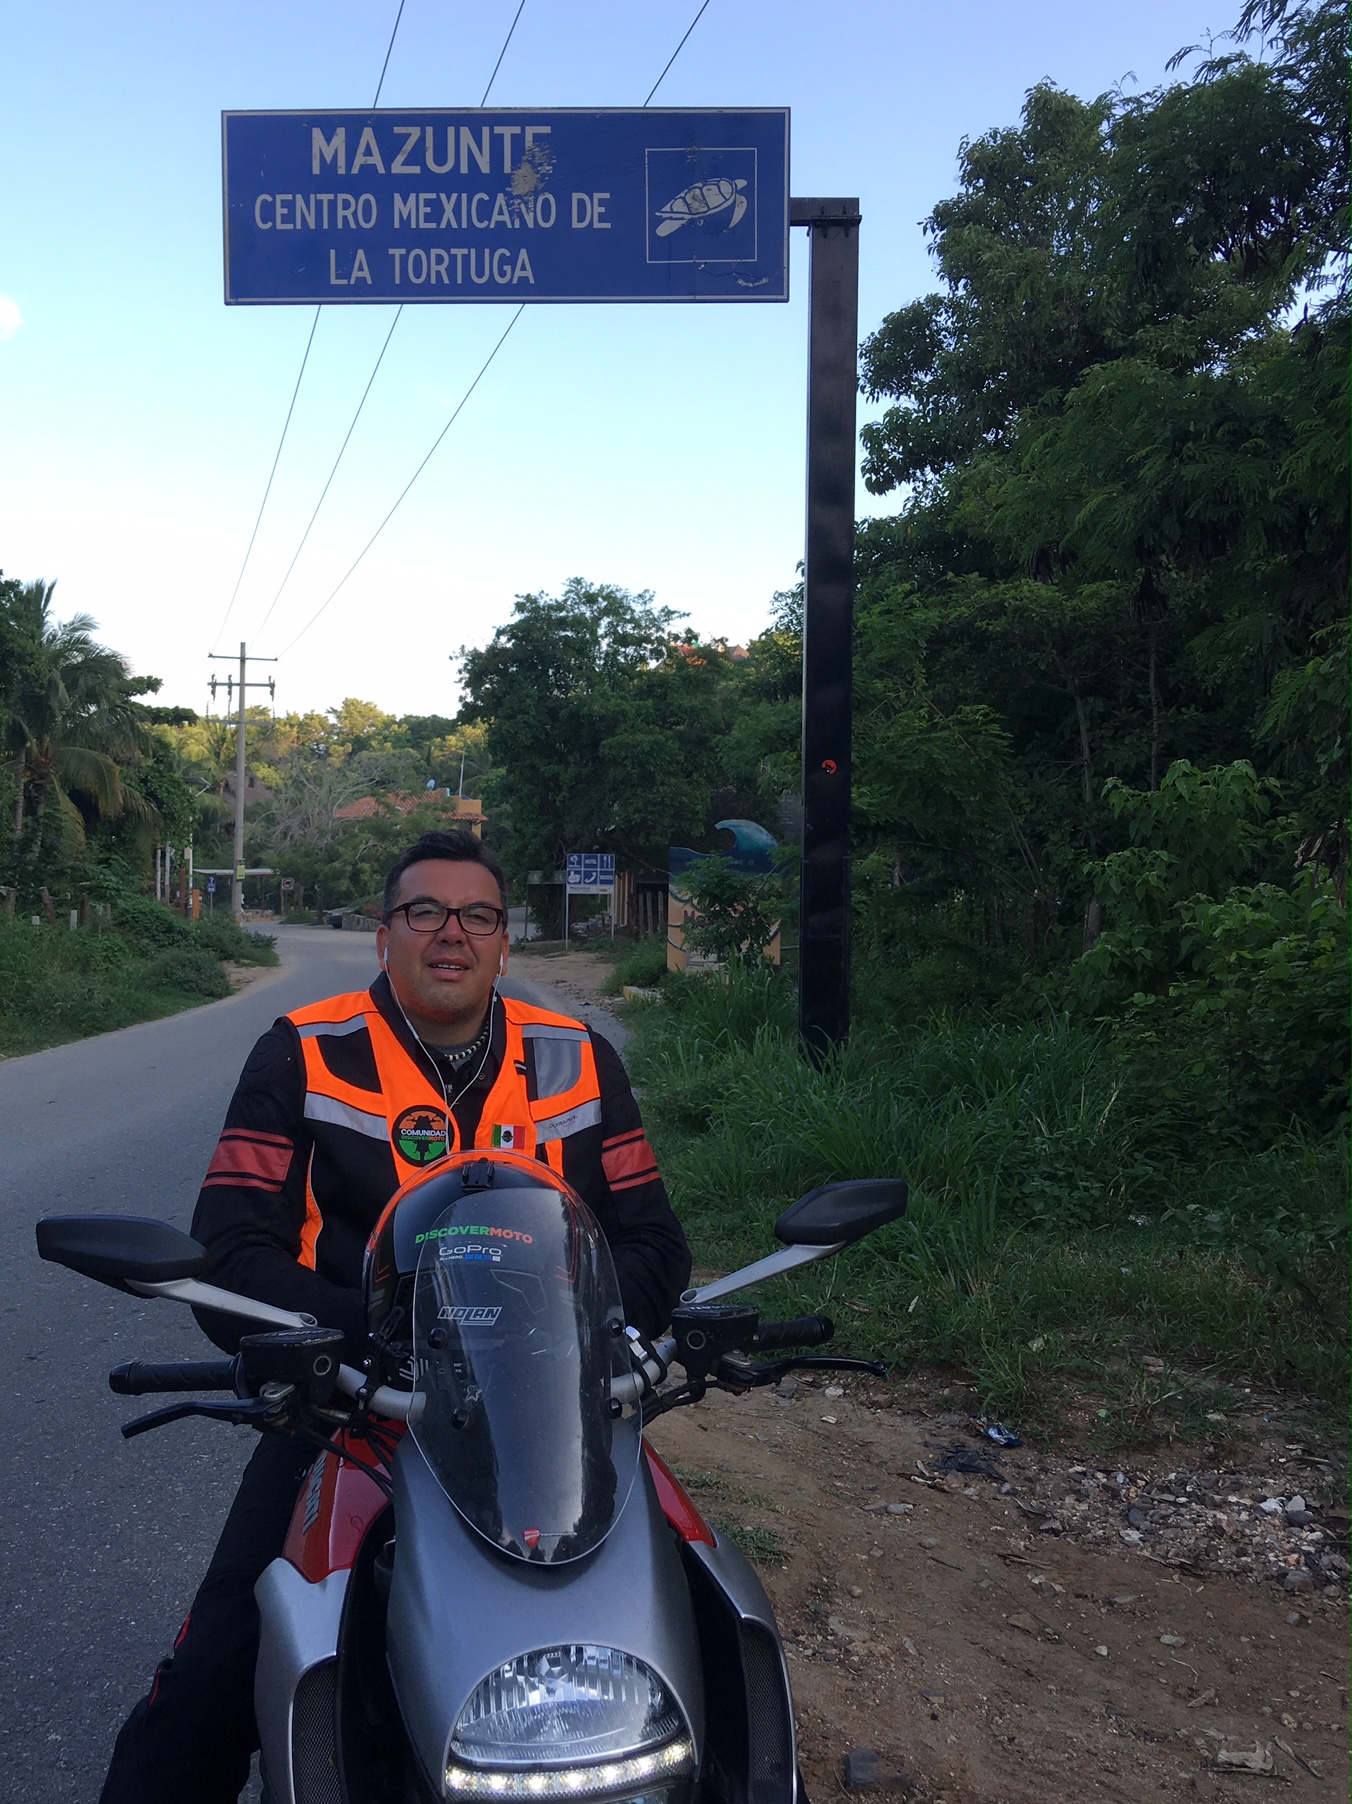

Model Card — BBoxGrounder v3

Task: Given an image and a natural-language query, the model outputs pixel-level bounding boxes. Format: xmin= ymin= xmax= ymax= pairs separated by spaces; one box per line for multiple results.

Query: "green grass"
xmin=600 ymin=935 xmax=670 ymax=995
xmin=674 ymin=1466 xmax=790 ymax=1565
xmin=0 ymin=907 xmax=277 ymax=1056
xmin=631 ymin=967 xmax=1349 ymax=1443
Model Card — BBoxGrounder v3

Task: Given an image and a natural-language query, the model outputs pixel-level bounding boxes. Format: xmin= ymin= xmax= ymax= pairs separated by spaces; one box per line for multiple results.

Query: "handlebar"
xmin=752 ymin=1315 xmax=835 ymax=1351
xmin=109 ymin=1359 xmax=237 ymax=1396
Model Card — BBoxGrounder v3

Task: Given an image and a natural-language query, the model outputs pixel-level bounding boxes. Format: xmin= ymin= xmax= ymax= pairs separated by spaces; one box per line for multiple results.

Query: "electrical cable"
xmin=276 ymin=0 xmax=715 ymax=656
xmin=255 ymin=0 xmax=527 ymax=653
xmin=479 ymin=0 xmax=526 ymax=105
xmin=211 ymin=0 xmax=409 ymax=653
xmin=251 ymin=305 xmax=404 ymax=647
xmin=371 ymin=0 xmax=407 ymax=106
xmin=276 ymin=310 xmax=523 ymax=653
xmin=643 ymin=0 xmax=711 ymax=105
xmin=210 ymin=308 xmax=320 ymax=652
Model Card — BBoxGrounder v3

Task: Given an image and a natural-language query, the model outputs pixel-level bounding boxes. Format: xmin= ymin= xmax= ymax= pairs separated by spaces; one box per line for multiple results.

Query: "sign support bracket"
xmin=791 ymin=197 xmax=861 ymax=1063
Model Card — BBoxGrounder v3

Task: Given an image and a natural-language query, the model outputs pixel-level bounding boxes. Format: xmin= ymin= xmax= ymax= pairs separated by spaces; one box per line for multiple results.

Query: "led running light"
xmin=444 ymin=1736 xmax=694 ymax=1798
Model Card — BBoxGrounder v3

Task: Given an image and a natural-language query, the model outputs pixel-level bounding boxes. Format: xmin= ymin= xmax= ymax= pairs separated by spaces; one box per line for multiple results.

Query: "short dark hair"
xmin=382 ymin=830 xmax=508 ymax=918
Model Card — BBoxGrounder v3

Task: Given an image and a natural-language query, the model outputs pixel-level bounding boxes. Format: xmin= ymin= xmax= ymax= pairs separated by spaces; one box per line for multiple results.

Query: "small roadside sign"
xmin=222 ymin=109 xmax=789 ymax=305
xmin=206 ymin=876 xmax=217 ymax=893
xmin=281 ymin=877 xmax=295 ymax=891
xmin=566 ymin=853 xmax=615 ymax=894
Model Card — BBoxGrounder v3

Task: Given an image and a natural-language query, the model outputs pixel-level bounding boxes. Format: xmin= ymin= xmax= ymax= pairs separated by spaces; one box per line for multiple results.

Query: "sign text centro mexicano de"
xmin=222 ymin=109 xmax=790 ymax=305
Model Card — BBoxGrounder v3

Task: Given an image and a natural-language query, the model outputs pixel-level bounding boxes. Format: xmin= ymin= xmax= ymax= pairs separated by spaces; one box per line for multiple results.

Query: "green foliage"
xmin=632 ymin=964 xmax=1347 ymax=1426
xmin=459 ymin=579 xmax=733 ymax=877
xmin=106 ymin=895 xmax=278 ymax=972
xmin=1071 ymin=759 xmax=1283 ymax=1003
xmin=113 ymin=894 xmax=194 ymax=953
xmin=0 ymin=919 xmax=224 ymax=1054
xmin=600 ymin=936 xmax=670 ymax=995
xmin=1119 ymin=876 xmax=1349 ymax=1137
xmin=192 ymin=914 xmax=278 ymax=967
xmin=679 ymin=855 xmax=784 ymax=967
xmin=142 ymin=945 xmax=232 ymax=999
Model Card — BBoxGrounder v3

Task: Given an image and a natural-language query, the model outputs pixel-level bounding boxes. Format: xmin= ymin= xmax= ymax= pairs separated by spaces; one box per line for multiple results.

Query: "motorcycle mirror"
xmin=36 ymin=1215 xmax=208 ymax=1295
xmin=773 ymin=1179 xmax=908 ymax=1248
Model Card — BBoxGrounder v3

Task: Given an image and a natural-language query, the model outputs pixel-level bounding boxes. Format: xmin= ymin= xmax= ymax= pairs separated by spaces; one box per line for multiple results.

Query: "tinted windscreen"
xmin=410 ymin=1185 xmax=638 ymax=1563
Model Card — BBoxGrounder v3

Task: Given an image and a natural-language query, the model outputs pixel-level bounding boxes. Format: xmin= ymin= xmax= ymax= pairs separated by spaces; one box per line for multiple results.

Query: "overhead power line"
xmin=252 ymin=0 xmax=528 ymax=654
xmin=644 ymin=0 xmax=711 ymax=104
xmin=276 ymin=0 xmax=716 ymax=657
xmin=210 ymin=308 xmax=320 ymax=652
xmin=252 ymin=305 xmax=404 ymax=649
xmin=211 ymin=0 xmax=409 ymax=653
xmin=277 ymin=308 xmax=524 ymax=655
xmin=479 ymin=0 xmax=526 ymax=105
xmin=372 ymin=0 xmax=407 ymax=106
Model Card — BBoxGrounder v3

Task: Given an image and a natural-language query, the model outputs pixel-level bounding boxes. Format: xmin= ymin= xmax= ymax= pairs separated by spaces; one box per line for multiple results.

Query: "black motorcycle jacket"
xmin=190 ymin=974 xmax=690 ymax=1352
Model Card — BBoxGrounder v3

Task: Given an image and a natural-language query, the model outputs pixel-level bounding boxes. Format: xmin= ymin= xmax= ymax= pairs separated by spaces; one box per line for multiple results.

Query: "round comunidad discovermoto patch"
xmin=392 ymin=1105 xmax=449 ymax=1166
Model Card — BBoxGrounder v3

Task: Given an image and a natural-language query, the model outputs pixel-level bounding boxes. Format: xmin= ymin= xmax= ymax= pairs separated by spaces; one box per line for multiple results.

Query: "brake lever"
xmin=120 ymin=1392 xmax=292 ymax=1440
xmin=716 ymin=1353 xmax=888 ymax=1392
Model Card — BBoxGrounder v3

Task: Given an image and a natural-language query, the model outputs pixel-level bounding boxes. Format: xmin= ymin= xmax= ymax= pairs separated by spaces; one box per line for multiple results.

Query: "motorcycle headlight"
xmin=444 ymin=1644 xmax=693 ymax=1798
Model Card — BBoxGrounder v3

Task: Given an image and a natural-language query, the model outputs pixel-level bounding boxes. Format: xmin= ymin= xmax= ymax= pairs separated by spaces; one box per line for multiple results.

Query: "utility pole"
xmin=208 ymin=643 xmax=276 ymax=923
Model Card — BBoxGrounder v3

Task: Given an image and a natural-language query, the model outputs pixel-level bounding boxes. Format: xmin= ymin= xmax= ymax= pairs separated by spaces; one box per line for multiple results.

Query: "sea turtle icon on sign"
xmin=646 ymin=148 xmax=757 ymax=263
xmin=655 ymin=177 xmax=748 ymax=237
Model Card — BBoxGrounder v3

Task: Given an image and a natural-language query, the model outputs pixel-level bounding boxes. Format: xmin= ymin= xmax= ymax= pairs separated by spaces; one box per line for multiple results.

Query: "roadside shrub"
xmin=601 ymin=936 xmax=669 ymax=995
xmin=114 ymin=895 xmax=193 ymax=954
xmin=143 ymin=946 xmax=232 ymax=999
xmin=627 ymin=959 xmax=1348 ymax=1419
xmin=193 ymin=915 xmax=279 ymax=966
xmin=679 ymin=855 xmax=785 ymax=968
xmin=0 ymin=919 xmax=223 ymax=1053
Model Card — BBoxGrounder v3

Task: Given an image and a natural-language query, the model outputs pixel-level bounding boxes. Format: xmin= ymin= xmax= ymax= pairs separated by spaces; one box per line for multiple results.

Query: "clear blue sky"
xmin=1 ymin=0 xmax=1231 ymax=718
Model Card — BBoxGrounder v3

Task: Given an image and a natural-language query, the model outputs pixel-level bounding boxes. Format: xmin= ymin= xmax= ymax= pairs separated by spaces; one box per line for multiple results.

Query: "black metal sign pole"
xmin=792 ymin=196 xmax=861 ymax=1061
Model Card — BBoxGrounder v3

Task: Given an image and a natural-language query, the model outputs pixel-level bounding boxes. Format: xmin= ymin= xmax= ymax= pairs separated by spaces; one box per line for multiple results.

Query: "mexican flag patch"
xmin=491 ymin=1124 xmax=523 ymax=1149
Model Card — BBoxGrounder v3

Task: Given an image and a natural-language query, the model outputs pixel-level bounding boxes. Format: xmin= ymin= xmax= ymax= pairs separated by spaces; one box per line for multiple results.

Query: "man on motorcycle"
xmin=99 ymin=828 xmax=691 ymax=1804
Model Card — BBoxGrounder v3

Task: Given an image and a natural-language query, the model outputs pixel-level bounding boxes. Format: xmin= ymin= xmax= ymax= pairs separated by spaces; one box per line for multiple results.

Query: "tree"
xmin=459 ymin=579 xmax=732 ymax=875
xmin=847 ymin=0 xmax=1348 ymax=972
xmin=1 ymin=579 xmax=151 ymax=857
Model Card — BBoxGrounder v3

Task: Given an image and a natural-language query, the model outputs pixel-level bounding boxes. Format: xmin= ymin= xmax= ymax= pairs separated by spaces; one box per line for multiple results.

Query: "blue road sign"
xmin=566 ymin=853 xmax=615 ymax=894
xmin=222 ymin=109 xmax=789 ymax=304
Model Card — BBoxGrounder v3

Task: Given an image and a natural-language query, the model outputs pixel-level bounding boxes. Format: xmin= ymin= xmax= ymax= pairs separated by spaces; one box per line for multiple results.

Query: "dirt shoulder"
xmin=502 ymin=946 xmax=631 ymax=1049
xmin=647 ymin=1374 xmax=1350 ymax=1804
xmin=507 ymin=944 xmax=621 ymax=997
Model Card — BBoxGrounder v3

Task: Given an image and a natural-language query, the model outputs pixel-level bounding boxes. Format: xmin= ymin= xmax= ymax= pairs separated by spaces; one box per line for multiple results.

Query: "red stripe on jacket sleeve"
xmin=602 ymin=1133 xmax=659 ymax=1192
xmin=203 ymin=1129 xmax=293 ymax=1191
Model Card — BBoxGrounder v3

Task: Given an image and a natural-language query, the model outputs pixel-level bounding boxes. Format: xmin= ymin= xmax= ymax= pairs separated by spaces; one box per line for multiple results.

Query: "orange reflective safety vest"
xmin=285 ymin=989 xmax=601 ymax=1269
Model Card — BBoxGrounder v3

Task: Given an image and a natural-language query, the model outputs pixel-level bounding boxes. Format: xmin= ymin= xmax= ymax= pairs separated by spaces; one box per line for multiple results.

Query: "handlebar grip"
xmin=109 ymin=1359 xmax=237 ymax=1396
xmin=751 ymin=1315 xmax=835 ymax=1351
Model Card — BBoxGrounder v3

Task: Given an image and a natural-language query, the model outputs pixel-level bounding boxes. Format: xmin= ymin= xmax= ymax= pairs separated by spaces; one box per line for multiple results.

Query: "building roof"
xmin=332 ymin=791 xmax=485 ymax=824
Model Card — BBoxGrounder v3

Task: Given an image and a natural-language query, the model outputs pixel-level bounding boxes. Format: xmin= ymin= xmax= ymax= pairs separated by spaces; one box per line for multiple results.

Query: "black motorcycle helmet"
xmin=363 ymin=1149 xmax=590 ymax=1355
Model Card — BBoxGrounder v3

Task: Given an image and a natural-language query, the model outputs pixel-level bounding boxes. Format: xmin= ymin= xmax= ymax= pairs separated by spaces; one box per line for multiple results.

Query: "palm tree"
xmin=3 ymin=579 xmax=150 ymax=856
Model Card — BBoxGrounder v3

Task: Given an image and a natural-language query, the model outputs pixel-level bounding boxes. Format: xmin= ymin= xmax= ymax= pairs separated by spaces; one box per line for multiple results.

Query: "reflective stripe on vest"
xmin=285 ymin=990 xmax=603 ymax=1256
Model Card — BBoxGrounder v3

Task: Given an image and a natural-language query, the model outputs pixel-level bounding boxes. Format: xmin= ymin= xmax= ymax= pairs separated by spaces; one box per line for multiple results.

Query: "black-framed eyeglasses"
xmin=385 ymin=901 xmax=506 ymax=936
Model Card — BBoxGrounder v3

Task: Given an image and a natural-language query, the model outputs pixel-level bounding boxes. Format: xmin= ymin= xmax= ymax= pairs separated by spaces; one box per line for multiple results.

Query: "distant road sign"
xmin=566 ymin=853 xmax=615 ymax=894
xmin=206 ymin=876 xmax=217 ymax=894
xmin=281 ymin=877 xmax=295 ymax=891
xmin=222 ymin=109 xmax=789 ymax=304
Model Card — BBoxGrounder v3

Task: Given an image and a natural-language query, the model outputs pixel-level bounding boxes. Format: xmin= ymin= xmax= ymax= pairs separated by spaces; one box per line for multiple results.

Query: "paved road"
xmin=0 ymin=925 xmax=619 ymax=1802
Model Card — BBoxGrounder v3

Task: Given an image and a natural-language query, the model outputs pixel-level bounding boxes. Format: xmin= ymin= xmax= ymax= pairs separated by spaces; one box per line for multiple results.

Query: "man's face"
xmin=375 ymin=858 xmax=509 ymax=1042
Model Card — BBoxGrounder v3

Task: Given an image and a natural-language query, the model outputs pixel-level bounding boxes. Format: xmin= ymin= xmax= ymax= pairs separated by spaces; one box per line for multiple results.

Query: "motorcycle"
xmin=36 ymin=1151 xmax=906 ymax=1804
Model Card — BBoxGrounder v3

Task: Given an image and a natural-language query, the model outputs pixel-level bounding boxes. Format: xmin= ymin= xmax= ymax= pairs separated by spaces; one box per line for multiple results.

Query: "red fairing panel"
xmin=644 ymin=1442 xmax=715 ymax=1545
xmin=283 ymin=1430 xmax=394 ymax=1581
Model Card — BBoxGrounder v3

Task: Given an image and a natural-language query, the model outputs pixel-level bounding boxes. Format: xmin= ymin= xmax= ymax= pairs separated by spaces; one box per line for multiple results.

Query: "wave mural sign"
xmin=221 ymin=109 xmax=790 ymax=305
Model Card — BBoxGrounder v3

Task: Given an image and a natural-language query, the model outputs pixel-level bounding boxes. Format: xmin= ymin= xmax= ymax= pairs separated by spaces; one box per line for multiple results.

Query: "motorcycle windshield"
xmin=410 ymin=1187 xmax=639 ymax=1563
